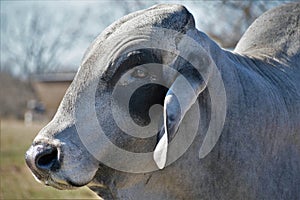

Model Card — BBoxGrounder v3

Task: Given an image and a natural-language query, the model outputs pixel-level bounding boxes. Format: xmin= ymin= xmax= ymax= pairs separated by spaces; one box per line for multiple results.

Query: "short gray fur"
xmin=25 ymin=3 xmax=300 ymax=200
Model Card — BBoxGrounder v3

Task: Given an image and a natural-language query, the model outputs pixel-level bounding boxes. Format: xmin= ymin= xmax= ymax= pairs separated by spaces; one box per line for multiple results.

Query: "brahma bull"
xmin=26 ymin=3 xmax=300 ymax=199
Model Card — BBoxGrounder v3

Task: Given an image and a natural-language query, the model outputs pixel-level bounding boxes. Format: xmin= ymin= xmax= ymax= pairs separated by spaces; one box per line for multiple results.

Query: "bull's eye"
xmin=132 ymin=68 xmax=147 ymax=78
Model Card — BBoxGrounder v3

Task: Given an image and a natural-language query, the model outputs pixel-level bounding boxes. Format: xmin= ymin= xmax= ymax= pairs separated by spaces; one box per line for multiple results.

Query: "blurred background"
xmin=0 ymin=0 xmax=296 ymax=199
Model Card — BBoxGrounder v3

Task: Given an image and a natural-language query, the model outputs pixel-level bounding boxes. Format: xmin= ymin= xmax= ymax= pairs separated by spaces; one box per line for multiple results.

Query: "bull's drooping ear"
xmin=153 ymin=57 xmax=209 ymax=169
xmin=153 ymin=92 xmax=180 ymax=169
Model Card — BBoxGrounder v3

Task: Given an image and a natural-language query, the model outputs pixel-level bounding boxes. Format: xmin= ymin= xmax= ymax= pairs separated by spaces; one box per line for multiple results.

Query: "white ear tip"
xmin=153 ymin=133 xmax=168 ymax=169
xmin=153 ymin=152 xmax=166 ymax=169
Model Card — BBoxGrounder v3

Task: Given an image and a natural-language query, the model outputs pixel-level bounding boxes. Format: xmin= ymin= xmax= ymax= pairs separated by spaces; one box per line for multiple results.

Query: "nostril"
xmin=36 ymin=147 xmax=60 ymax=171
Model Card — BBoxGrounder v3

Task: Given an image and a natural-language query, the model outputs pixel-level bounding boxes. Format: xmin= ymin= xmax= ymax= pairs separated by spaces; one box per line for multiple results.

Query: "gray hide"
xmin=25 ymin=3 xmax=300 ymax=200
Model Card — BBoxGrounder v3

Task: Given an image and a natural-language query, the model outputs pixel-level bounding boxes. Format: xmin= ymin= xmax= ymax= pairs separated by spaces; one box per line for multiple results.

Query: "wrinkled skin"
xmin=25 ymin=3 xmax=300 ymax=199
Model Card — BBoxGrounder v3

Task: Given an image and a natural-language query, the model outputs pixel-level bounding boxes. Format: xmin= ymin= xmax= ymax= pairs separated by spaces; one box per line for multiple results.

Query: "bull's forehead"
xmin=77 ymin=4 xmax=194 ymax=84
xmin=50 ymin=4 xmax=193 ymax=123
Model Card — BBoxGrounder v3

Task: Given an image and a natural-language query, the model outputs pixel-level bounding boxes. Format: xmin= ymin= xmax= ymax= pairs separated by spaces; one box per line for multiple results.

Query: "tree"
xmin=1 ymin=4 xmax=90 ymax=78
xmin=208 ymin=1 xmax=270 ymax=48
xmin=189 ymin=0 xmax=295 ymax=48
xmin=1 ymin=0 xmax=295 ymax=79
xmin=113 ymin=0 xmax=294 ymax=49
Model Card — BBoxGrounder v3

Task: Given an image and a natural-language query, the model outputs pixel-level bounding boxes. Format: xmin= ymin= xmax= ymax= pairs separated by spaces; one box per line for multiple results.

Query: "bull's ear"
xmin=153 ymin=60 xmax=208 ymax=169
xmin=153 ymin=93 xmax=180 ymax=169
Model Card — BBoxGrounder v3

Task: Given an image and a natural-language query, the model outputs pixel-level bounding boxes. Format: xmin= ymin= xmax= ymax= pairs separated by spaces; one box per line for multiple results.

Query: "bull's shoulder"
xmin=234 ymin=3 xmax=300 ymax=69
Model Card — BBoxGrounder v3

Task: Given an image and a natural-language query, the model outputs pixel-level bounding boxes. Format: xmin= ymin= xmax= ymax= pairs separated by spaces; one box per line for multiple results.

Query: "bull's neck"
xmin=197 ymin=30 xmax=299 ymax=132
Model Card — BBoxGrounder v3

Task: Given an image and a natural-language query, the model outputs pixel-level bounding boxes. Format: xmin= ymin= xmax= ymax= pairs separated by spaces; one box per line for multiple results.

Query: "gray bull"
xmin=26 ymin=3 xmax=300 ymax=199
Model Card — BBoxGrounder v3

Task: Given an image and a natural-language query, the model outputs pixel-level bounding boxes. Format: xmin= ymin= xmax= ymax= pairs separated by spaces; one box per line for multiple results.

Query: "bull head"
xmin=25 ymin=4 xmax=224 ymax=198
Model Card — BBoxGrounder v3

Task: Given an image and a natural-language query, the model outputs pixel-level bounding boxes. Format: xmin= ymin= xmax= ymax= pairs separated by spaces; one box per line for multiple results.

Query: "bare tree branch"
xmin=1 ymin=6 xmax=91 ymax=78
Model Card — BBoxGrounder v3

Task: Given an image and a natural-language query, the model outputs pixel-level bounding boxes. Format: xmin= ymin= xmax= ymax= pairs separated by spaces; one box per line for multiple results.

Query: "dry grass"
xmin=0 ymin=119 xmax=98 ymax=199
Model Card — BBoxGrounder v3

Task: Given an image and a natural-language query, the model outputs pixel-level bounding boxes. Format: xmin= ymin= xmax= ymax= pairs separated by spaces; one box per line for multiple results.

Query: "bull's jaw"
xmin=88 ymin=164 xmax=153 ymax=199
xmin=88 ymin=182 xmax=116 ymax=199
xmin=87 ymin=165 xmax=118 ymax=199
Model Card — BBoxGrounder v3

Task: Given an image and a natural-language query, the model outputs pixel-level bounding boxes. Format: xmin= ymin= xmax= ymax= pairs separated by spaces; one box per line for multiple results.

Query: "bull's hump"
xmin=234 ymin=3 xmax=300 ymax=68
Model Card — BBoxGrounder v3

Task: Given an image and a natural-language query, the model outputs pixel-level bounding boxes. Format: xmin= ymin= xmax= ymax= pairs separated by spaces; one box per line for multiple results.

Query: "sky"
xmin=0 ymin=0 xmax=295 ymax=76
xmin=1 ymin=1 xmax=130 ymax=73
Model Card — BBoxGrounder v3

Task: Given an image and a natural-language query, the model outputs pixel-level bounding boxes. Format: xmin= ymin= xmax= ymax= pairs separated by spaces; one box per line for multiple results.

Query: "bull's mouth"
xmin=29 ymin=170 xmax=87 ymax=190
xmin=44 ymin=178 xmax=78 ymax=190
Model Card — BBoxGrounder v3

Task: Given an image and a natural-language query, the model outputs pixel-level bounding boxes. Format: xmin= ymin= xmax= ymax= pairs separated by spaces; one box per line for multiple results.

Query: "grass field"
xmin=0 ymin=119 xmax=98 ymax=199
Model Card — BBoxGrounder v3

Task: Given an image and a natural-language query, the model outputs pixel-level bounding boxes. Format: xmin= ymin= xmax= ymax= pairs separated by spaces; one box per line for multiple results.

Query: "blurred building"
xmin=31 ymin=72 xmax=76 ymax=119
